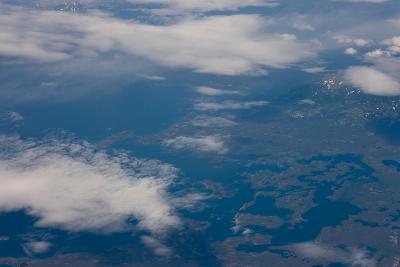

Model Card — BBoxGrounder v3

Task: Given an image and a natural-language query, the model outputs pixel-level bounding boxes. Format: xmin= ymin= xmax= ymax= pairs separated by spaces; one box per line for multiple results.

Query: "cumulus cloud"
xmin=163 ymin=135 xmax=227 ymax=153
xmin=141 ymin=235 xmax=172 ymax=256
xmin=291 ymin=15 xmax=315 ymax=31
xmin=344 ymin=66 xmax=400 ymax=96
xmin=334 ymin=35 xmax=371 ymax=46
xmin=381 ymin=36 xmax=400 ymax=55
xmin=364 ymin=49 xmax=389 ymax=57
xmin=194 ymin=86 xmax=241 ymax=96
xmin=345 ymin=47 xmax=358 ymax=55
xmin=23 ymin=241 xmax=52 ymax=255
xmin=194 ymin=101 xmax=268 ymax=111
xmin=291 ymin=242 xmax=376 ymax=267
xmin=0 ymin=5 xmax=315 ymax=75
xmin=382 ymin=36 xmax=400 ymax=46
xmin=0 ymin=135 xmax=189 ymax=235
xmin=190 ymin=116 xmax=237 ymax=127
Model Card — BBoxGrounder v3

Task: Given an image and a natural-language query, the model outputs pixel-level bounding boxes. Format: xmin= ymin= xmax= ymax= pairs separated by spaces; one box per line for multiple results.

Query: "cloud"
xmin=163 ymin=135 xmax=227 ymax=153
xmin=381 ymin=36 xmax=400 ymax=55
xmin=23 ymin=241 xmax=52 ymax=255
xmin=127 ymin=0 xmax=279 ymax=14
xmin=190 ymin=116 xmax=237 ymax=127
xmin=0 ymin=135 xmax=189 ymax=235
xmin=291 ymin=242 xmax=376 ymax=267
xmin=298 ymin=99 xmax=316 ymax=105
xmin=360 ymin=36 xmax=400 ymax=59
xmin=2 ymin=111 xmax=24 ymax=122
xmin=345 ymin=47 xmax=358 ymax=55
xmin=293 ymin=242 xmax=337 ymax=259
xmin=344 ymin=66 xmax=400 ymax=96
xmin=0 ymin=5 xmax=315 ymax=75
xmin=194 ymin=86 xmax=241 ymax=96
xmin=194 ymin=101 xmax=268 ymax=111
xmin=382 ymin=36 xmax=400 ymax=46
xmin=291 ymin=15 xmax=315 ymax=31
xmin=302 ymin=67 xmax=326 ymax=74
xmin=140 ymin=74 xmax=166 ymax=81
xmin=334 ymin=35 xmax=371 ymax=47
xmin=141 ymin=235 xmax=172 ymax=256
xmin=364 ymin=49 xmax=390 ymax=57
xmin=333 ymin=0 xmax=389 ymax=3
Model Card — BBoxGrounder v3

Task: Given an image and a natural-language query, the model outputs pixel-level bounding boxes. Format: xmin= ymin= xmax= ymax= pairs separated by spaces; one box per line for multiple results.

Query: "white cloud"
xmin=334 ymin=35 xmax=371 ymax=46
xmin=141 ymin=235 xmax=172 ymax=256
xmin=293 ymin=242 xmax=338 ymax=259
xmin=194 ymin=86 xmax=241 ymax=96
xmin=127 ymin=0 xmax=279 ymax=14
xmin=302 ymin=67 xmax=326 ymax=74
xmin=163 ymin=135 xmax=227 ymax=153
xmin=354 ymin=39 xmax=371 ymax=46
xmin=345 ymin=47 xmax=358 ymax=55
xmin=0 ymin=6 xmax=315 ymax=75
xmin=381 ymin=36 xmax=400 ymax=55
xmin=354 ymin=0 xmax=389 ymax=2
xmin=190 ymin=116 xmax=237 ymax=127
xmin=298 ymin=99 xmax=316 ymax=105
xmin=382 ymin=36 xmax=400 ymax=46
xmin=333 ymin=0 xmax=389 ymax=3
xmin=364 ymin=49 xmax=389 ymax=57
xmin=23 ymin=241 xmax=52 ymax=255
xmin=194 ymin=101 xmax=268 ymax=111
xmin=0 ymin=135 xmax=189 ymax=235
xmin=4 ymin=111 xmax=24 ymax=122
xmin=141 ymin=74 xmax=166 ymax=81
xmin=388 ymin=46 xmax=400 ymax=54
xmin=292 ymin=242 xmax=376 ymax=267
xmin=292 ymin=15 xmax=315 ymax=31
xmin=344 ymin=66 xmax=400 ymax=96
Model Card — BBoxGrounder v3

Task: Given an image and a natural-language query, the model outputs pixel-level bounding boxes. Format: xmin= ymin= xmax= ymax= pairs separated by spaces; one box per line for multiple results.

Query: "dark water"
xmin=383 ymin=160 xmax=400 ymax=172
xmin=245 ymin=196 xmax=293 ymax=218
xmin=236 ymin=154 xmax=372 ymax=253
xmin=0 ymin=80 xmax=192 ymax=140
xmin=369 ymin=117 xmax=400 ymax=145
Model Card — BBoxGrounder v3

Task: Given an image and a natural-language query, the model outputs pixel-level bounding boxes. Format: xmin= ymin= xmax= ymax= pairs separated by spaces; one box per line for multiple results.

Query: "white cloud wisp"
xmin=127 ymin=0 xmax=279 ymax=14
xmin=163 ymin=135 xmax=227 ymax=153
